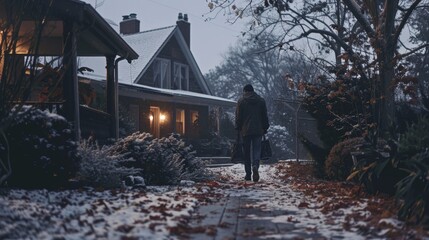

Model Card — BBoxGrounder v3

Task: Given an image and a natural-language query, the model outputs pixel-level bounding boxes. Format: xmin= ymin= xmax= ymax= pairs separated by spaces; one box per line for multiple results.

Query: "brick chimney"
xmin=120 ymin=13 xmax=140 ymax=35
xmin=176 ymin=13 xmax=190 ymax=48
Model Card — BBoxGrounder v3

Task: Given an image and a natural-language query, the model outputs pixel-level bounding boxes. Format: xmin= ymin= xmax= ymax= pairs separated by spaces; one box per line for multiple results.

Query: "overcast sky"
xmin=82 ymin=0 xmax=246 ymax=74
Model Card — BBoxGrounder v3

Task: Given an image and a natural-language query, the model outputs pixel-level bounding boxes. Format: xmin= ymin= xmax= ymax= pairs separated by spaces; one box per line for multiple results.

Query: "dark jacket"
xmin=235 ymin=91 xmax=269 ymax=137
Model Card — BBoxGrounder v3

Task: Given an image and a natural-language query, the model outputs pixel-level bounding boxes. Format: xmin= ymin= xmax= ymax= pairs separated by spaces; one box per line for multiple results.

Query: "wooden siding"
xmin=118 ymin=97 xmax=209 ymax=139
xmin=137 ymin=36 xmax=204 ymax=94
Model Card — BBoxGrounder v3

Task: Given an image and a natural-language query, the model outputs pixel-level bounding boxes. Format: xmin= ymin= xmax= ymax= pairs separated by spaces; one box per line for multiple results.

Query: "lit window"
xmin=190 ymin=110 xmax=199 ymax=126
xmin=153 ymin=58 xmax=171 ymax=88
xmin=173 ymin=62 xmax=189 ymax=90
xmin=176 ymin=109 xmax=185 ymax=135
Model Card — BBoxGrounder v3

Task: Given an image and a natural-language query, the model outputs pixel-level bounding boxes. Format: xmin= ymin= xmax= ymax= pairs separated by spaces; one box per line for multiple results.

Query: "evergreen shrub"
xmin=396 ymin=117 xmax=429 ymax=223
xmin=110 ymin=132 xmax=209 ymax=185
xmin=325 ymin=137 xmax=365 ymax=181
xmin=77 ymin=141 xmax=139 ymax=189
xmin=1 ymin=106 xmax=78 ymax=188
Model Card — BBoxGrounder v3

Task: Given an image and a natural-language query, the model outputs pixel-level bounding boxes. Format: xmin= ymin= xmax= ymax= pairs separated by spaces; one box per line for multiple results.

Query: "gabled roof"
xmin=117 ymin=26 xmax=175 ymax=83
xmin=117 ymin=25 xmax=212 ymax=94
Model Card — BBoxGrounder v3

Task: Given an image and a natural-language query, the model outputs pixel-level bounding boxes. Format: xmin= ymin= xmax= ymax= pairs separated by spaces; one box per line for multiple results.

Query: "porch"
xmin=0 ymin=0 xmax=138 ymax=140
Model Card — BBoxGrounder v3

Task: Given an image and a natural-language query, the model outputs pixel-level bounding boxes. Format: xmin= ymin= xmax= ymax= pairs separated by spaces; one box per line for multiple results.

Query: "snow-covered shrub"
xmin=77 ymin=141 xmax=139 ymax=189
xmin=1 ymin=106 xmax=78 ymax=188
xmin=266 ymin=125 xmax=294 ymax=161
xmin=110 ymin=132 xmax=209 ymax=185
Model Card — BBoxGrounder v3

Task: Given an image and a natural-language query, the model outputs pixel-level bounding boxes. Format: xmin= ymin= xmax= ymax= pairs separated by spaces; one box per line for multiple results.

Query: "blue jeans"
xmin=242 ymin=135 xmax=262 ymax=176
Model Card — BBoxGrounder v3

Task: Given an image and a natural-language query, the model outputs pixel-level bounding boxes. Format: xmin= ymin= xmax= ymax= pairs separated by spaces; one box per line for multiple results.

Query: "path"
xmin=184 ymin=164 xmax=384 ymax=240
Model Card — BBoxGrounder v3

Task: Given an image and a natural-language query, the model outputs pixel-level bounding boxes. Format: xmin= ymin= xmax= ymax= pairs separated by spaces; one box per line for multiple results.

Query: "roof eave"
xmin=81 ymin=4 xmax=138 ymax=61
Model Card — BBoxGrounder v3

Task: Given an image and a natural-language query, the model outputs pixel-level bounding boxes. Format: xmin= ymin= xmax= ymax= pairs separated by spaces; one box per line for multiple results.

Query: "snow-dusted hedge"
xmin=77 ymin=141 xmax=140 ymax=188
xmin=1 ymin=106 xmax=78 ymax=188
xmin=266 ymin=124 xmax=294 ymax=160
xmin=110 ymin=132 xmax=209 ymax=185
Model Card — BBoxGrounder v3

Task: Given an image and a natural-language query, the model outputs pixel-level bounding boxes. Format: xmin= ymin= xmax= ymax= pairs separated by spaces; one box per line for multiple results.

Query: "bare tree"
xmin=0 ymin=0 xmax=54 ymax=185
xmin=207 ymin=0 xmax=429 ymax=136
xmin=205 ymin=32 xmax=319 ymax=118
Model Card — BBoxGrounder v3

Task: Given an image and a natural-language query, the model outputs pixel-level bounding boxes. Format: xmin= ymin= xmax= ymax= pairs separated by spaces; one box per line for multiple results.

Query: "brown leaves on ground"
xmin=275 ymin=161 xmax=429 ymax=239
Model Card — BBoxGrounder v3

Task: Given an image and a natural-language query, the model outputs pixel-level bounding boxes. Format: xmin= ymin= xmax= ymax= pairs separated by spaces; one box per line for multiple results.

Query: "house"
xmin=0 ymin=0 xmax=138 ymax=140
xmin=80 ymin=13 xmax=235 ymax=141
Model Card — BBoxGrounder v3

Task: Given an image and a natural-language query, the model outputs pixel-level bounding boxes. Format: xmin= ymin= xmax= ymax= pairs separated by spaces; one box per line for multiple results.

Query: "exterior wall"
xmin=86 ymin=79 xmax=211 ymax=141
xmin=137 ymin=36 xmax=204 ymax=94
xmin=117 ymin=95 xmax=209 ymax=140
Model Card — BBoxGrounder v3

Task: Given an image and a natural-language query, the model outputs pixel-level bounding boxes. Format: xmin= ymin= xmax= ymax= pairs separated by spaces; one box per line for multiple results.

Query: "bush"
xmin=325 ymin=137 xmax=365 ymax=181
xmin=266 ymin=125 xmax=294 ymax=161
xmin=396 ymin=117 xmax=429 ymax=223
xmin=188 ymin=134 xmax=231 ymax=157
xmin=0 ymin=106 xmax=78 ymax=188
xmin=347 ymin=132 xmax=404 ymax=195
xmin=76 ymin=141 xmax=140 ymax=189
xmin=110 ymin=132 xmax=209 ymax=185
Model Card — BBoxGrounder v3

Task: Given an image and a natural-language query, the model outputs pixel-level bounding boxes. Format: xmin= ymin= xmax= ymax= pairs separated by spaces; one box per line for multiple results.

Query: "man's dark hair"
xmin=243 ymin=84 xmax=254 ymax=92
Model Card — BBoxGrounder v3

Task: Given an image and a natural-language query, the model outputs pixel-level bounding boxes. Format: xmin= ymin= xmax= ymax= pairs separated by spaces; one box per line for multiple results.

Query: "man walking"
xmin=235 ymin=84 xmax=269 ymax=182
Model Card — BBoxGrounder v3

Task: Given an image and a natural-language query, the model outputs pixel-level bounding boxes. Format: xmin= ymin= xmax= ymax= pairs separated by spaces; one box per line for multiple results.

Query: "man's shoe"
xmin=252 ymin=167 xmax=259 ymax=182
xmin=244 ymin=175 xmax=251 ymax=181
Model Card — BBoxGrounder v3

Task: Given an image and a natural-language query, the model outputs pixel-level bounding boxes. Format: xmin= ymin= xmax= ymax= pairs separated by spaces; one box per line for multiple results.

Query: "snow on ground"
xmin=0 ymin=185 xmax=215 ymax=240
xmin=207 ymin=163 xmax=407 ymax=239
xmin=1 ymin=162 xmax=425 ymax=239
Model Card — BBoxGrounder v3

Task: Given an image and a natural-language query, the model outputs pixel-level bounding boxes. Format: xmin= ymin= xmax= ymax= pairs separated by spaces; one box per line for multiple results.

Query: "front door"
xmin=149 ymin=106 xmax=160 ymax=138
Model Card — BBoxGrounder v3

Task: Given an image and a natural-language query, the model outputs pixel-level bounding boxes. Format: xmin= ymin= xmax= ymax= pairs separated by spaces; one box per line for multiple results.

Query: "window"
xmin=190 ymin=110 xmax=199 ymax=137
xmin=129 ymin=104 xmax=140 ymax=133
xmin=190 ymin=110 xmax=199 ymax=127
xmin=176 ymin=109 xmax=185 ymax=135
xmin=153 ymin=58 xmax=170 ymax=88
xmin=173 ymin=63 xmax=189 ymax=90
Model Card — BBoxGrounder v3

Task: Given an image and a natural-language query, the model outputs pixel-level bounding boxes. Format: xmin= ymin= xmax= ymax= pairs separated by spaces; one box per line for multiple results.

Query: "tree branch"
xmin=342 ymin=0 xmax=376 ymax=38
xmin=394 ymin=0 xmax=423 ymax=43
xmin=396 ymin=43 xmax=429 ymax=60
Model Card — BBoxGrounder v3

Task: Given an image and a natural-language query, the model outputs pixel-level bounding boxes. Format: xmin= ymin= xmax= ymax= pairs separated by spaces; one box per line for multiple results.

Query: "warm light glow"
xmin=149 ymin=114 xmax=154 ymax=121
xmin=160 ymin=113 xmax=166 ymax=122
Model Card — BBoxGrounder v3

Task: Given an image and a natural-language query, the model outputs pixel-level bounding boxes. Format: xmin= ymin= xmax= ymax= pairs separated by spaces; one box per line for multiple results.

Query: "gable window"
xmin=153 ymin=58 xmax=171 ymax=88
xmin=173 ymin=62 xmax=189 ymax=90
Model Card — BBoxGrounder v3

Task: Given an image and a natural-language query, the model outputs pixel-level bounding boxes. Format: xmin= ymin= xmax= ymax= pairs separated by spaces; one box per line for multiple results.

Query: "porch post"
xmin=105 ymin=56 xmax=117 ymax=139
xmin=63 ymin=20 xmax=80 ymax=141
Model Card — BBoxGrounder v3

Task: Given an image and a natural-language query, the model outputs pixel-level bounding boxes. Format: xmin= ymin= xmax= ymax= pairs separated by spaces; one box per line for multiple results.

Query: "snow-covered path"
xmin=186 ymin=163 xmax=410 ymax=240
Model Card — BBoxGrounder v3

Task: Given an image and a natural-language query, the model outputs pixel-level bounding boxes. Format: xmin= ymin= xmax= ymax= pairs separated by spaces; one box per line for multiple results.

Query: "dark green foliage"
xmin=395 ymin=117 xmax=429 ymax=223
xmin=110 ymin=132 xmax=209 ymax=185
xmin=118 ymin=104 xmax=138 ymax=138
xmin=398 ymin=116 xmax=429 ymax=158
xmin=0 ymin=106 xmax=78 ymax=188
xmin=77 ymin=141 xmax=139 ymax=189
xmin=188 ymin=135 xmax=231 ymax=157
xmin=396 ymin=151 xmax=429 ymax=224
xmin=325 ymin=137 xmax=365 ymax=181
xmin=219 ymin=113 xmax=235 ymax=140
xmin=347 ymin=132 xmax=404 ymax=195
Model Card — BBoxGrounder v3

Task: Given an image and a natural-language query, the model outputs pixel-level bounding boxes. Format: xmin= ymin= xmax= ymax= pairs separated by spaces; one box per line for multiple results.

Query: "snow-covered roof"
xmin=117 ymin=26 xmax=176 ymax=84
xmin=79 ymin=73 xmax=236 ymax=107
xmin=117 ymin=25 xmax=211 ymax=95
